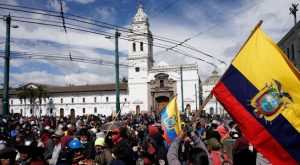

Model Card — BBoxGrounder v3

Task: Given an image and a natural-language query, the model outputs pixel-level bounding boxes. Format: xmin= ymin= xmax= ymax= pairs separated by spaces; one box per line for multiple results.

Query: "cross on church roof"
xmin=138 ymin=0 xmax=144 ymax=9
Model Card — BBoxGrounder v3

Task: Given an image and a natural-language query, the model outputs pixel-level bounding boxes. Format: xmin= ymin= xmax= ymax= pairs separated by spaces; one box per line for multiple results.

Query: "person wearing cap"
xmin=94 ymin=137 xmax=113 ymax=165
xmin=48 ymin=130 xmax=64 ymax=165
xmin=205 ymin=138 xmax=232 ymax=165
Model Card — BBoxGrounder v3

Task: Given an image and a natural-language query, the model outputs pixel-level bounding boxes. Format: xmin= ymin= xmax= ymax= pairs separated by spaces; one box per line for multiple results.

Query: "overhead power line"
xmin=0 ymin=50 xmax=130 ymax=68
xmin=151 ymin=0 xmax=180 ymax=18
xmin=59 ymin=0 xmax=72 ymax=61
xmin=165 ymin=0 xmax=265 ymax=50
xmin=0 ymin=3 xmax=225 ymax=64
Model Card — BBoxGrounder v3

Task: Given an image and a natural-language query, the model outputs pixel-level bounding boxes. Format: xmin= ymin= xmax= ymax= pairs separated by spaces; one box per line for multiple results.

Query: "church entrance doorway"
xmin=136 ymin=105 xmax=141 ymax=115
xmin=60 ymin=108 xmax=64 ymax=117
xmin=156 ymin=96 xmax=169 ymax=114
xmin=70 ymin=109 xmax=75 ymax=118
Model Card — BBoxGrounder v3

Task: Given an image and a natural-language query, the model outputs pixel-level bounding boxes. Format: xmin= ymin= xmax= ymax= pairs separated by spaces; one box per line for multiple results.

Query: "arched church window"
xmin=160 ymin=80 xmax=164 ymax=88
xmin=133 ymin=42 xmax=136 ymax=52
xmin=140 ymin=42 xmax=143 ymax=51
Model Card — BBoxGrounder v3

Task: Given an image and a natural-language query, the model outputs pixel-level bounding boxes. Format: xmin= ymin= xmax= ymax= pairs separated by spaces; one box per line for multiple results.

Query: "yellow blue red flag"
xmin=212 ymin=27 xmax=300 ymax=164
xmin=161 ymin=95 xmax=181 ymax=144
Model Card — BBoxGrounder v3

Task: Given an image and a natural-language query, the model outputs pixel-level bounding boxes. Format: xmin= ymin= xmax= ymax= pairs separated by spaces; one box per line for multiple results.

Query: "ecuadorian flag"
xmin=161 ymin=95 xmax=181 ymax=144
xmin=212 ymin=27 xmax=300 ymax=164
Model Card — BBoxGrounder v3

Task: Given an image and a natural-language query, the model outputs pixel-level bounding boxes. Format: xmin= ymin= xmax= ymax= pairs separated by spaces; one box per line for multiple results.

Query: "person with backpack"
xmin=205 ymin=138 xmax=232 ymax=165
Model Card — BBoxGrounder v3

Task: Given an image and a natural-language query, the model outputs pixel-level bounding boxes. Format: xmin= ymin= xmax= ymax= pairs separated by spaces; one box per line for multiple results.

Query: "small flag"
xmin=212 ymin=27 xmax=300 ymax=164
xmin=161 ymin=95 xmax=181 ymax=144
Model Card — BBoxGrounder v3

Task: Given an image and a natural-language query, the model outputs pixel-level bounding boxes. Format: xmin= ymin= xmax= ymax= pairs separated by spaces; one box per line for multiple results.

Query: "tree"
xmin=36 ymin=85 xmax=49 ymax=117
xmin=16 ymin=84 xmax=30 ymax=116
xmin=28 ymin=86 xmax=37 ymax=116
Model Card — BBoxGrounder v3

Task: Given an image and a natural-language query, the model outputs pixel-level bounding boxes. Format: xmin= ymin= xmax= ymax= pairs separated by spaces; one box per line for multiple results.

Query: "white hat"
xmin=90 ymin=128 xmax=97 ymax=134
xmin=52 ymin=130 xmax=64 ymax=137
xmin=67 ymin=124 xmax=72 ymax=128
xmin=45 ymin=126 xmax=50 ymax=130
xmin=96 ymin=131 xmax=105 ymax=138
xmin=58 ymin=124 xmax=64 ymax=130
xmin=212 ymin=120 xmax=220 ymax=125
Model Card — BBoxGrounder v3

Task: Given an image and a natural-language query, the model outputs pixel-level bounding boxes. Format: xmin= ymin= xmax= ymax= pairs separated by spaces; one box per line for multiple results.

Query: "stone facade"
xmin=278 ymin=21 xmax=300 ymax=70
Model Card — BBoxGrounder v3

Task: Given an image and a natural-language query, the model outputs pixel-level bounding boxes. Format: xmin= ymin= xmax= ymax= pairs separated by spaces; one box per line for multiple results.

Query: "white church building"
xmin=202 ymin=70 xmax=225 ymax=115
xmin=4 ymin=4 xmax=201 ymax=117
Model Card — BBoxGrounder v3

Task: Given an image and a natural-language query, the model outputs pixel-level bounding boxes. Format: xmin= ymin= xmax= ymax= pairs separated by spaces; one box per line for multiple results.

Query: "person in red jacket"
xmin=111 ymin=128 xmax=135 ymax=164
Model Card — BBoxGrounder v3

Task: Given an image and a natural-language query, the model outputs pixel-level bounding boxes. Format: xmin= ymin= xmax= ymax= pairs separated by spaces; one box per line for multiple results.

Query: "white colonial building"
xmin=4 ymin=4 xmax=201 ymax=117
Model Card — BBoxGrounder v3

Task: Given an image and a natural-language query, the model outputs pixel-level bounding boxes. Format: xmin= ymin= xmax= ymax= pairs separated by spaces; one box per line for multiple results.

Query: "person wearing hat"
xmin=16 ymin=140 xmax=44 ymax=165
xmin=94 ymin=137 xmax=113 ymax=165
xmin=0 ymin=147 xmax=17 ymax=165
xmin=47 ymin=130 xmax=64 ymax=165
xmin=67 ymin=138 xmax=87 ymax=164
xmin=206 ymin=122 xmax=221 ymax=142
xmin=205 ymin=138 xmax=232 ymax=165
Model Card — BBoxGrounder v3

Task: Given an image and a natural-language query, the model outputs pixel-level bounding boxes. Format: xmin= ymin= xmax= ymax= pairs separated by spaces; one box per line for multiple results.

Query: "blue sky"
xmin=0 ymin=0 xmax=298 ymax=87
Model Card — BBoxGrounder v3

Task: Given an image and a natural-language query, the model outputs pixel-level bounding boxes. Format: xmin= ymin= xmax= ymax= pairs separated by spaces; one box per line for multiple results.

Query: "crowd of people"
xmin=0 ymin=112 xmax=258 ymax=165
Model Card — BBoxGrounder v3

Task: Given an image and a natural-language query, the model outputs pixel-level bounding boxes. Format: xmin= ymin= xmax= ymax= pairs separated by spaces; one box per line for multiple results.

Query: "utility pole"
xmin=115 ymin=30 xmax=121 ymax=118
xmin=2 ymin=15 xmax=12 ymax=119
xmin=195 ymin=83 xmax=197 ymax=111
xmin=180 ymin=65 xmax=184 ymax=113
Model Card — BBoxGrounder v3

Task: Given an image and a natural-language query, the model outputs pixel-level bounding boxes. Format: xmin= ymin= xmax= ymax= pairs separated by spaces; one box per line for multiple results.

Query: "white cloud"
xmin=96 ymin=6 xmax=117 ymax=23
xmin=1 ymin=0 xmax=18 ymax=5
xmin=67 ymin=0 xmax=95 ymax=4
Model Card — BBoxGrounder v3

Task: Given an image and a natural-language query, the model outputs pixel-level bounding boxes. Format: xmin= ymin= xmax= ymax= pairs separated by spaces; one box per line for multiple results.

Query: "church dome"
xmin=203 ymin=70 xmax=220 ymax=85
xmin=133 ymin=4 xmax=148 ymax=23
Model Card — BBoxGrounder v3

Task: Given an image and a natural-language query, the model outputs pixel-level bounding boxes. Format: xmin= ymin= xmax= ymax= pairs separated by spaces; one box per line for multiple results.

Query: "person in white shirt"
xmin=48 ymin=130 xmax=64 ymax=165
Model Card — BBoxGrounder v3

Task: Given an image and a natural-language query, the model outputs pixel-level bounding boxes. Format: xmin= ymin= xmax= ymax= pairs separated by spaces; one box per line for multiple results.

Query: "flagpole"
xmin=192 ymin=92 xmax=213 ymax=121
xmin=192 ymin=20 xmax=263 ymax=122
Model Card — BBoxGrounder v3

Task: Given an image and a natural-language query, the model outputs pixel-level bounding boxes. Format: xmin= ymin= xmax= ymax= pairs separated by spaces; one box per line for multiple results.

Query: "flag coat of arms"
xmin=161 ymin=95 xmax=181 ymax=144
xmin=212 ymin=27 xmax=300 ymax=164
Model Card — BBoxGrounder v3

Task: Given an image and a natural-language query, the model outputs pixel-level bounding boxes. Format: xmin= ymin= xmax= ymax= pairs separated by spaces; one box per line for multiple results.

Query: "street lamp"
xmin=2 ymin=15 xmax=18 ymax=119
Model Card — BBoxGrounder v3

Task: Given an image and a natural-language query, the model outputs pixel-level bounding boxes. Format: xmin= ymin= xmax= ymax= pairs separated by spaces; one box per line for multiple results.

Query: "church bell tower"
xmin=128 ymin=3 xmax=153 ymax=113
